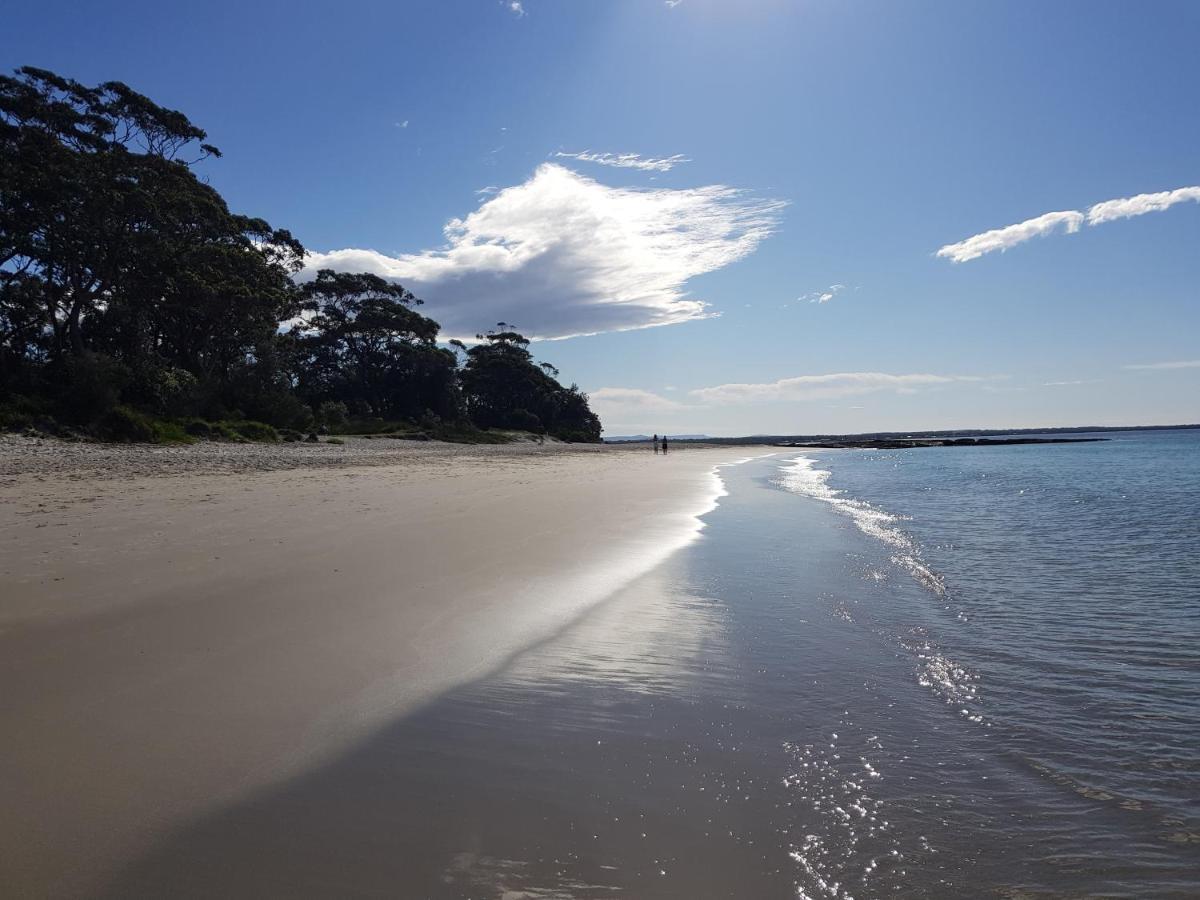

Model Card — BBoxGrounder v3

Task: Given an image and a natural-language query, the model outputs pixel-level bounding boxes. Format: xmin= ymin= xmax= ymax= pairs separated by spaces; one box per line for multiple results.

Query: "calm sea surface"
xmin=772 ymin=428 xmax=1200 ymax=897
xmin=106 ymin=430 xmax=1200 ymax=899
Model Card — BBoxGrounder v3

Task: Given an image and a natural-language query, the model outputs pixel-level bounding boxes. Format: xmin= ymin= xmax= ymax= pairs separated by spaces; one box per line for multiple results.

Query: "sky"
xmin=4 ymin=0 xmax=1198 ymax=436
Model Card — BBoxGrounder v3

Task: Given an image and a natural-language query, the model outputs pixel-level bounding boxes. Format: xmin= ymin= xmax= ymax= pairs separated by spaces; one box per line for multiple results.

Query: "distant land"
xmin=605 ymin=424 xmax=1199 ymax=447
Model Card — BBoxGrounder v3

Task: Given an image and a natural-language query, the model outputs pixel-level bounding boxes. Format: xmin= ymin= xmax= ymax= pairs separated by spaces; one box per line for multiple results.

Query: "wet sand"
xmin=0 ymin=437 xmax=750 ymax=897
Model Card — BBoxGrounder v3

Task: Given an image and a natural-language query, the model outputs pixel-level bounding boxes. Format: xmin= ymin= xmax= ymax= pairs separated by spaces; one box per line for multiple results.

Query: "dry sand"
xmin=0 ymin=435 xmax=753 ymax=897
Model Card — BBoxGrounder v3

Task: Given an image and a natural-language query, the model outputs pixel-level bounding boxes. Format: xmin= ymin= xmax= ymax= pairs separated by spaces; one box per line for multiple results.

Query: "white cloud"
xmin=1043 ymin=379 xmax=1093 ymax=386
xmin=507 ymin=1 xmax=526 ymax=17
xmin=691 ymin=372 xmax=985 ymax=404
xmin=1086 ymin=186 xmax=1200 ymax=225
xmin=587 ymin=387 xmax=691 ymax=435
xmin=800 ymin=283 xmax=847 ymax=304
xmin=936 ymin=210 xmax=1084 ymax=263
xmin=587 ymin=373 xmax=991 ymax=434
xmin=588 ymin=388 xmax=686 ymax=412
xmin=665 ymin=0 xmax=684 ymax=7
xmin=395 ymin=120 xmax=408 ymax=129
xmin=937 ymin=185 xmax=1200 ymax=262
xmin=555 ymin=150 xmax=690 ymax=173
xmin=300 ymin=163 xmax=784 ymax=339
xmin=1123 ymin=359 xmax=1200 ymax=371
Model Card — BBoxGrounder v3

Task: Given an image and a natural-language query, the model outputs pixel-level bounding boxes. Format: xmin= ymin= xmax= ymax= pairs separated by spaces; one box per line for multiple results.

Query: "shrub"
xmin=150 ymin=420 xmax=195 ymax=444
xmin=96 ymin=406 xmax=156 ymax=442
xmin=183 ymin=419 xmax=213 ymax=439
xmin=95 ymin=406 xmax=194 ymax=444
xmin=223 ymin=419 xmax=279 ymax=442
xmin=61 ymin=353 xmax=129 ymax=423
xmin=507 ymin=408 xmax=543 ymax=433
xmin=316 ymin=400 xmax=349 ymax=430
xmin=180 ymin=418 xmax=279 ymax=443
xmin=134 ymin=365 xmax=199 ymax=416
xmin=0 ymin=393 xmax=50 ymax=432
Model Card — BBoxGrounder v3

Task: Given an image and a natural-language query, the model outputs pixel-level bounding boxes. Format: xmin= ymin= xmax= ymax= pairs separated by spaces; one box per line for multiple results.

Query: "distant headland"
xmin=606 ymin=424 xmax=1199 ymax=448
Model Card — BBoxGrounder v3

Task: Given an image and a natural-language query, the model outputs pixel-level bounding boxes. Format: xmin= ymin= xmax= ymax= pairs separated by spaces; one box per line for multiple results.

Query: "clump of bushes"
xmin=96 ymin=407 xmax=194 ymax=444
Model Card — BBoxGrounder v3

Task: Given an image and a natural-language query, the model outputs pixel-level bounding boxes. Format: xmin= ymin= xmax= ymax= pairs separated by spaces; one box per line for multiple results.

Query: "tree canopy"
xmin=0 ymin=66 xmax=601 ymax=442
xmin=460 ymin=330 xmax=601 ymax=442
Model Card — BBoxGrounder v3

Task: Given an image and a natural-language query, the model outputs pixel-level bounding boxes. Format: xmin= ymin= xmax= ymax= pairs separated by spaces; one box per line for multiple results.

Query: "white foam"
xmin=777 ymin=456 xmax=945 ymax=596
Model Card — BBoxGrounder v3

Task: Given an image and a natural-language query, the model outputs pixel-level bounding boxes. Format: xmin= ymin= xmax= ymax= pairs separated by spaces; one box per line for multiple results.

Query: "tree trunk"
xmin=67 ymin=297 xmax=86 ymax=356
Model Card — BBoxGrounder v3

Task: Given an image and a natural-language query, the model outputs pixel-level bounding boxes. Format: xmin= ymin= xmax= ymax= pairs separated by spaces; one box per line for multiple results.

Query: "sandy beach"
xmin=0 ymin=436 xmax=752 ymax=897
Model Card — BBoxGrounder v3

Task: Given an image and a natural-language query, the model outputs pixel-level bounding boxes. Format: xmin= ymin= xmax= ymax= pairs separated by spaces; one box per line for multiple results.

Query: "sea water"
xmin=768 ymin=427 xmax=1200 ymax=896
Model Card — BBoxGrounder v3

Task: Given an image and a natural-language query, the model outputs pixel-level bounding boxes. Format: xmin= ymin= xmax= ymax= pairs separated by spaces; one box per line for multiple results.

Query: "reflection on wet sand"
xmin=100 ymin=563 xmax=795 ymax=898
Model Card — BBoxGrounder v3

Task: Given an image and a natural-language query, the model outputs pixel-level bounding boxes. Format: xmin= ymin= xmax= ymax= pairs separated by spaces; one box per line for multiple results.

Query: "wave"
xmin=777 ymin=456 xmax=945 ymax=596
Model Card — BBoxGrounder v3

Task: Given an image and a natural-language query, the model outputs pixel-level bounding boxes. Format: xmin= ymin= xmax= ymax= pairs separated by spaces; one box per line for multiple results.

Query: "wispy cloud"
xmin=936 ymin=185 xmax=1200 ymax=262
xmin=691 ymin=372 xmax=987 ymax=404
xmin=665 ymin=0 xmax=684 ymax=7
xmin=800 ymin=283 xmax=847 ymax=304
xmin=300 ymin=163 xmax=784 ymax=340
xmin=936 ymin=211 xmax=1084 ymax=263
xmin=1087 ymin=186 xmax=1200 ymax=225
xmin=555 ymin=150 xmax=690 ymax=173
xmin=588 ymin=372 xmax=991 ymax=428
xmin=1043 ymin=379 xmax=1096 ymax=386
xmin=506 ymin=1 xmax=526 ymax=17
xmin=395 ymin=120 xmax=408 ymax=129
xmin=588 ymin=387 xmax=686 ymax=412
xmin=1123 ymin=359 xmax=1200 ymax=371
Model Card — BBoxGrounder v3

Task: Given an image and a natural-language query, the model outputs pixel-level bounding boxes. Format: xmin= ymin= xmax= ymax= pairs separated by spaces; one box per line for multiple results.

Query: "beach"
xmin=4 ymin=432 xmax=1198 ymax=899
xmin=0 ymin=436 xmax=750 ymax=897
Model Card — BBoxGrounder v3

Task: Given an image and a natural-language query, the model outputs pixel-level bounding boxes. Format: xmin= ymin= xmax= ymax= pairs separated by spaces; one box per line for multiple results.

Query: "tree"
xmin=459 ymin=329 xmax=600 ymax=441
xmin=0 ymin=67 xmax=302 ymax=398
xmin=290 ymin=269 xmax=459 ymax=422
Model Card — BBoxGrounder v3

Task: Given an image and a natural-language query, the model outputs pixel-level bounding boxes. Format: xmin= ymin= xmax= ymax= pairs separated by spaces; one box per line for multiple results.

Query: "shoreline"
xmin=0 ymin=438 xmax=755 ymax=896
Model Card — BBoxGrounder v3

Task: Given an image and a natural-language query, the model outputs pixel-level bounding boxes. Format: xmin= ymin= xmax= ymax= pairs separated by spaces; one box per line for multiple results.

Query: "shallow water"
xmin=105 ymin=431 xmax=1200 ymax=898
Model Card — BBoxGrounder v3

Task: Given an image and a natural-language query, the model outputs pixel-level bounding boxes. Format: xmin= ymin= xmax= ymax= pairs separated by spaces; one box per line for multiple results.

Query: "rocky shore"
xmin=776 ymin=436 xmax=1108 ymax=450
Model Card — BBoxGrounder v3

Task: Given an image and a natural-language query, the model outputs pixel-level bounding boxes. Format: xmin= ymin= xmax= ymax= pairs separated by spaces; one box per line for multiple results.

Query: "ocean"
xmin=105 ymin=429 xmax=1200 ymax=898
xmin=769 ymin=427 xmax=1200 ymax=897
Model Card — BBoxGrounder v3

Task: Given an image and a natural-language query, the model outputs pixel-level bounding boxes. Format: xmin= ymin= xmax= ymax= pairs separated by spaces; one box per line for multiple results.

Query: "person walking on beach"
xmin=653 ymin=433 xmax=659 ymax=454
xmin=661 ymin=435 xmax=669 ymax=454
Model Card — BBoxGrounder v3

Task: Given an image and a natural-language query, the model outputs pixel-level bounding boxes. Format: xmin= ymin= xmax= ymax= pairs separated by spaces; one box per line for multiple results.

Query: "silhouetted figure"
xmin=661 ymin=435 xmax=669 ymax=454
xmin=653 ymin=433 xmax=659 ymax=454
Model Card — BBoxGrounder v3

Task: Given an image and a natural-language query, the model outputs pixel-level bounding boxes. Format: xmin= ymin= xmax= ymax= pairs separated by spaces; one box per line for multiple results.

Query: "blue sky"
xmin=5 ymin=0 xmax=1198 ymax=435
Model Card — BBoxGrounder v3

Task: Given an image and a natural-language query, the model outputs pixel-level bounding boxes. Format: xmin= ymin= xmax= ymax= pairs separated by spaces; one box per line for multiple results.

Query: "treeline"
xmin=0 ymin=67 xmax=601 ymax=443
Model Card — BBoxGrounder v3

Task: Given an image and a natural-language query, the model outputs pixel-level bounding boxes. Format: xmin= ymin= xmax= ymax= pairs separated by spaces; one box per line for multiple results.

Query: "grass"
xmin=182 ymin=419 xmax=279 ymax=443
xmin=331 ymin=418 xmax=519 ymax=444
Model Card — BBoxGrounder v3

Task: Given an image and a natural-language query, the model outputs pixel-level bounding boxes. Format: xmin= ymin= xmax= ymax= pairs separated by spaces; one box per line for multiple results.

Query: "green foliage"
xmin=289 ymin=269 xmax=460 ymax=423
xmin=459 ymin=331 xmax=601 ymax=442
xmin=315 ymin=400 xmax=349 ymax=429
xmin=221 ymin=419 xmax=279 ymax=442
xmin=95 ymin=407 xmax=194 ymax=444
xmin=0 ymin=393 xmax=53 ymax=431
xmin=60 ymin=353 xmax=130 ymax=423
